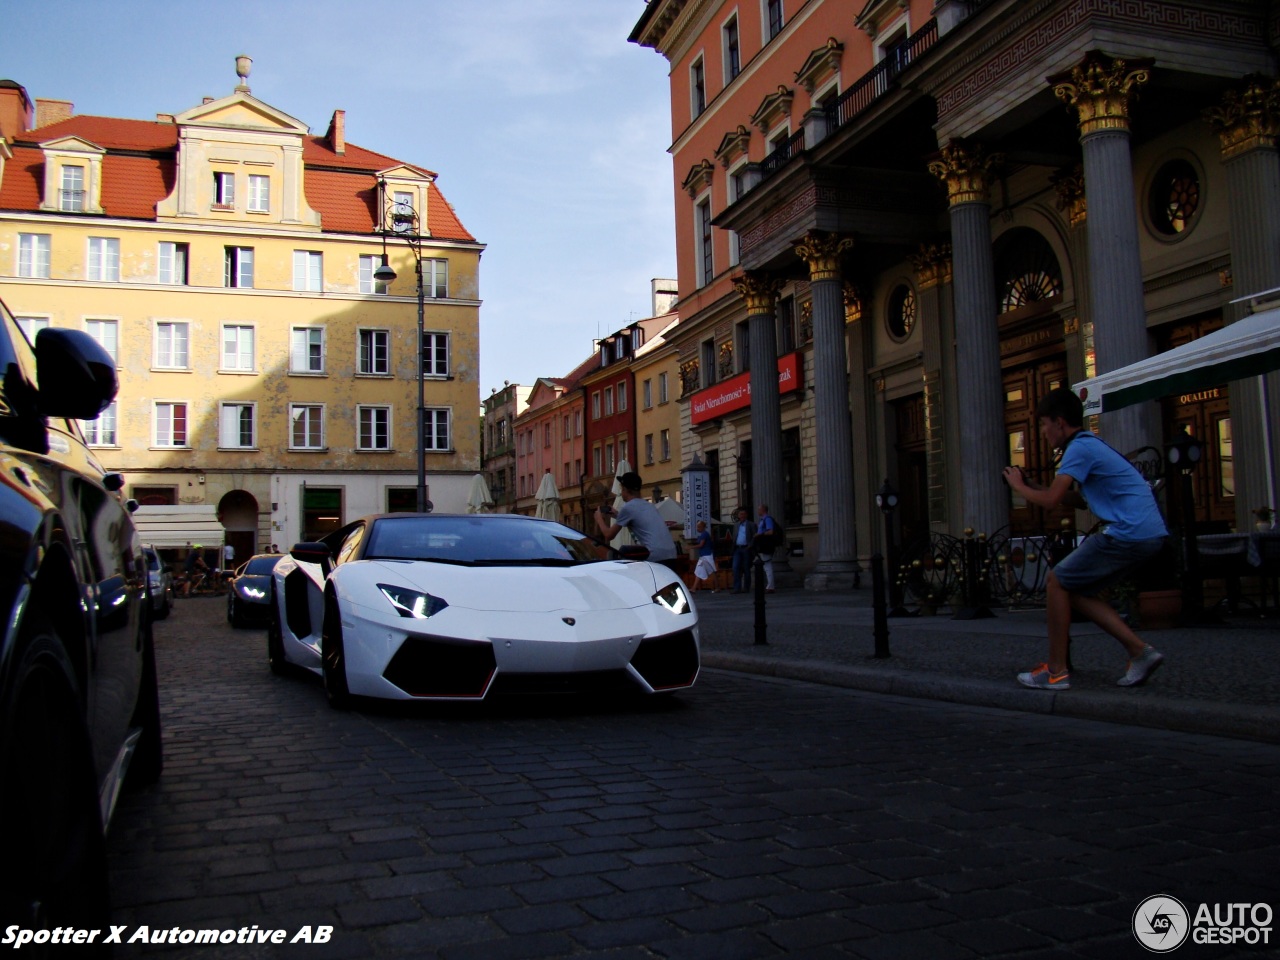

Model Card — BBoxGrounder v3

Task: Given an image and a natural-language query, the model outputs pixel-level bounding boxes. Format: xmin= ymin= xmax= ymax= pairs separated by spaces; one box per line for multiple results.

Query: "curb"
xmin=701 ymin=652 xmax=1280 ymax=744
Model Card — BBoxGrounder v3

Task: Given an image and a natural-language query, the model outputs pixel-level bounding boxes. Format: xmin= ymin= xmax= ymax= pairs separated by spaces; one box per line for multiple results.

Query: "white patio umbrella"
xmin=466 ymin=473 xmax=495 ymax=514
xmin=609 ymin=460 xmax=635 ymax=548
xmin=534 ymin=471 xmax=561 ymax=521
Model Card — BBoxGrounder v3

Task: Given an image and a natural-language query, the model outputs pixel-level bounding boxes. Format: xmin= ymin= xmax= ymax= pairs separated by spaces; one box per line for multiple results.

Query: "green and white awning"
xmin=1075 ymin=308 xmax=1280 ymax=414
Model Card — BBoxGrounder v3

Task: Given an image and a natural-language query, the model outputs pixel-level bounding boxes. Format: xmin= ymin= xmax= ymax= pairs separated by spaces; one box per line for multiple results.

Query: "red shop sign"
xmin=689 ymin=352 xmax=802 ymax=425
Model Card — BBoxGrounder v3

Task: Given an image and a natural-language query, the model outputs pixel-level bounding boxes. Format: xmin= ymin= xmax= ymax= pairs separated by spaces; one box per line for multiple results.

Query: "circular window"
xmin=886 ymin=285 xmax=916 ymax=341
xmin=1149 ymin=158 xmax=1200 ymax=237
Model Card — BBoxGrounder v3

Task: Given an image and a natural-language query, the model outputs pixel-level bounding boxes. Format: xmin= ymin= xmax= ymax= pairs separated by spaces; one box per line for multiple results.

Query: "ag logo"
xmin=1133 ymin=894 xmax=1190 ymax=952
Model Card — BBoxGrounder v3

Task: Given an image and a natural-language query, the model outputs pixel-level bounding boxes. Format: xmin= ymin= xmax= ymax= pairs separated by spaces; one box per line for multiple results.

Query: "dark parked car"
xmin=0 ymin=297 xmax=162 ymax=932
xmin=226 ymin=553 xmax=282 ymax=627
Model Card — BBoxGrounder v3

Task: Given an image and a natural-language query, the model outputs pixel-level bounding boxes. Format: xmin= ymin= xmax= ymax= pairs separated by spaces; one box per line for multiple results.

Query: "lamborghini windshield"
xmin=364 ymin=516 xmax=603 ymax=566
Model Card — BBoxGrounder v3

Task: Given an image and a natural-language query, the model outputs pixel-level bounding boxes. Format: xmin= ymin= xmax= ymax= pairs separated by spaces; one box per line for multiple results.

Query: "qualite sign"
xmin=690 ymin=352 xmax=802 ymax=425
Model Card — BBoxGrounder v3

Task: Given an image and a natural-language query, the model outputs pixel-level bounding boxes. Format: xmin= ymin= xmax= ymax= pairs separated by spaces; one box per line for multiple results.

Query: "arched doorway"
xmin=218 ymin=490 xmax=259 ymax=570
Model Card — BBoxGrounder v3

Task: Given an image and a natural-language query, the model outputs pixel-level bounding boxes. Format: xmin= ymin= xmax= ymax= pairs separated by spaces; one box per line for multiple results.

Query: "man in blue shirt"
xmin=728 ymin=507 xmax=756 ymax=593
xmin=1003 ymin=388 xmax=1168 ymax=691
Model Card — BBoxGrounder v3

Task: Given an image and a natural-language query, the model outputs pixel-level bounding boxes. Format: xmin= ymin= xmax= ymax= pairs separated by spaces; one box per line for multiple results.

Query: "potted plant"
xmin=1108 ymin=539 xmax=1182 ymax=629
xmin=1254 ymin=506 xmax=1275 ymax=532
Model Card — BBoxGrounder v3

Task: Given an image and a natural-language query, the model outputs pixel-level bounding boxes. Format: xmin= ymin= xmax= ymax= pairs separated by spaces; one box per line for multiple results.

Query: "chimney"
xmin=34 ymin=98 xmax=73 ymax=128
xmin=156 ymin=113 xmax=175 ymax=123
xmin=326 ymin=109 xmax=345 ymax=155
xmin=0 ymin=81 xmax=35 ymax=139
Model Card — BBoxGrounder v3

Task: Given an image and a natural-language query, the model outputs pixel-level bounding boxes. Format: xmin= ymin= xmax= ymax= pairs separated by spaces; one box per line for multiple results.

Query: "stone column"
xmin=795 ymin=231 xmax=859 ymax=589
xmin=844 ymin=282 xmax=874 ymax=563
xmin=1050 ymin=164 xmax=1092 ymax=387
xmin=928 ymin=142 xmax=1008 ymax=538
xmin=1051 ymin=52 xmax=1157 ymax=456
xmin=733 ymin=272 xmax=787 ymax=531
xmin=909 ymin=242 xmax=954 ymax=531
xmin=1206 ymin=77 xmax=1280 ymax=526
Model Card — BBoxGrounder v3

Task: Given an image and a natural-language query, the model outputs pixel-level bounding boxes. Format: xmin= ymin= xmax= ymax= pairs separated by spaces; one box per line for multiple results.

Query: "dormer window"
xmin=393 ymin=191 xmax=415 ymax=232
xmin=213 ymin=171 xmax=235 ymax=208
xmin=60 ymin=165 xmax=85 ymax=212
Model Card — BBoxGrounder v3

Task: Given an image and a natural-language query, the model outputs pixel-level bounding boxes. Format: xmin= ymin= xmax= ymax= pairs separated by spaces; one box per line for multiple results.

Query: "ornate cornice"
xmin=715 ymin=125 xmax=752 ymax=168
xmin=1050 ymin=164 xmax=1087 ymax=226
xmin=1205 ymin=75 xmax=1280 ymax=160
xmin=1049 ymin=51 xmax=1152 ymax=136
xmin=733 ymin=272 xmax=785 ymax=315
xmin=927 ymin=140 xmax=1002 ymax=207
xmin=681 ymin=159 xmax=715 ymax=198
xmin=794 ymin=231 xmax=852 ymax=282
xmin=842 ymin=282 xmax=863 ymax=324
xmin=908 ymin=242 xmax=953 ymax=290
xmin=794 ymin=37 xmax=844 ymax=95
xmin=751 ymin=85 xmax=795 ymax=135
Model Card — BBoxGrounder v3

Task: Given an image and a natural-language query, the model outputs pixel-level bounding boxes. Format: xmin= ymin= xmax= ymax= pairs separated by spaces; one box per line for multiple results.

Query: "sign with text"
xmin=689 ymin=352 xmax=802 ymax=425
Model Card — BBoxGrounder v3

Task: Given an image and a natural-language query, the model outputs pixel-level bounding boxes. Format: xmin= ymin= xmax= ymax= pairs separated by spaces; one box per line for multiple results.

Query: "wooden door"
xmin=1004 ymin=357 xmax=1072 ymax=537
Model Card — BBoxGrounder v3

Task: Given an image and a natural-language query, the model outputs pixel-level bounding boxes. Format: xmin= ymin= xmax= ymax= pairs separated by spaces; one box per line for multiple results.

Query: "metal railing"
xmin=759 ymin=128 xmax=805 ymax=180
xmin=824 ymin=18 xmax=938 ymax=135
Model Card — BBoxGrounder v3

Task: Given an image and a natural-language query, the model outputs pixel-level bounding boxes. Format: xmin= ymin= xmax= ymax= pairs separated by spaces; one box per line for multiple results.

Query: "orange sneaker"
xmin=1017 ymin=663 xmax=1071 ymax=690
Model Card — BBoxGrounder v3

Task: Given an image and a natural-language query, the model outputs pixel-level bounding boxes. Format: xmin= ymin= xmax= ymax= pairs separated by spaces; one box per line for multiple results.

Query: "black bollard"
xmin=871 ymin=552 xmax=891 ymax=659
xmin=753 ymin=552 xmax=768 ymax=645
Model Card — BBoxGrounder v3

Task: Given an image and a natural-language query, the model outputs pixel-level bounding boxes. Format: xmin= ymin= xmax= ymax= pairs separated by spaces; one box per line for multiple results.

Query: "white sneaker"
xmin=1117 ymin=646 xmax=1164 ymax=687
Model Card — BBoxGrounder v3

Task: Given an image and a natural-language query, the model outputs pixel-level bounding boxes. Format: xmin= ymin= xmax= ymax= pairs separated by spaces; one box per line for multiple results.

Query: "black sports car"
xmin=0 ymin=297 xmax=162 ymax=931
xmin=227 ymin=553 xmax=282 ymax=627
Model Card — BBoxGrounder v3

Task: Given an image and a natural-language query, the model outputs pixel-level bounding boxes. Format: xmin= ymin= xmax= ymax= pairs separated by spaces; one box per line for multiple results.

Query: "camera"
xmin=599 ymin=504 xmax=615 ymax=516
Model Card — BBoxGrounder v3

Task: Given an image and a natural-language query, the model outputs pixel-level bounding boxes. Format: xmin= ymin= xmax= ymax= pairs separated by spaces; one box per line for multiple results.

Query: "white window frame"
xmin=423 ymin=407 xmax=451 ymax=452
xmin=213 ymin=171 xmax=235 ymax=207
xmin=763 ymin=0 xmax=784 ymax=42
xmin=15 ymin=316 xmax=50 ymax=344
xmin=247 ymin=174 xmax=270 ymax=213
xmin=728 ymin=161 xmax=747 ymax=267
xmin=658 ymin=371 xmax=669 ymax=404
xmin=357 ymin=405 xmax=392 ymax=451
xmin=591 ymin=391 xmax=602 ymax=420
xmin=358 ymin=255 xmax=388 ymax=295
xmin=392 ymin=191 xmax=415 ymax=232
xmin=289 ymin=403 xmax=326 ymax=450
xmin=219 ymin=402 xmax=257 ymax=449
xmin=722 ymin=12 xmax=741 ymax=85
xmin=82 ymin=400 xmax=117 ymax=447
xmin=153 ymin=401 xmax=189 ymax=448
xmin=84 ymin=318 xmax=118 ymax=364
xmin=358 ymin=328 xmax=390 ymax=375
xmin=293 ymin=250 xmax=322 ymax=292
xmin=86 ymin=237 xmax=120 ymax=282
xmin=423 ymin=259 xmax=449 ymax=299
xmin=153 ymin=321 xmax=190 ymax=370
xmin=618 ymin=381 xmax=628 ymax=412
xmin=422 ymin=331 xmax=450 ymax=377
xmin=17 ymin=234 xmax=51 ymax=278
xmin=225 ymin=246 xmax=254 ymax=288
xmin=645 ymin=433 xmax=655 ymax=465
xmin=290 ymin=326 xmax=326 ymax=374
xmin=695 ymin=193 xmax=714 ymax=287
xmin=60 ymin=164 xmax=85 ymax=212
xmin=221 ymin=324 xmax=255 ymax=372
xmin=661 ymin=429 xmax=672 ymax=462
xmin=158 ymin=241 xmax=188 ymax=284
xmin=690 ymin=54 xmax=707 ymax=119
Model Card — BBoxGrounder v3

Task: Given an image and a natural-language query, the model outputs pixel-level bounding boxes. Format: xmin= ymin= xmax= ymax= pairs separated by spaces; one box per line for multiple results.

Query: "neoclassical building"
xmin=632 ymin=0 xmax=1279 ymax=586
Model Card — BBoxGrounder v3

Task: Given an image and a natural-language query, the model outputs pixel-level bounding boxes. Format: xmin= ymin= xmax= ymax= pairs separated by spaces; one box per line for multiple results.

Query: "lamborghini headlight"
xmin=652 ymin=581 xmax=691 ymax=616
xmin=239 ymin=584 xmax=266 ymax=600
xmin=378 ymin=583 xmax=449 ymax=619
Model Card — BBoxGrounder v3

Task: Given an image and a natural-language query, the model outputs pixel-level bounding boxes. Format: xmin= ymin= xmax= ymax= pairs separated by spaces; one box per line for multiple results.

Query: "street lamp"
xmin=374 ymin=179 xmax=429 ymax=514
xmin=1166 ymin=424 xmax=1208 ymax=618
xmin=875 ymin=478 xmax=912 ymax=617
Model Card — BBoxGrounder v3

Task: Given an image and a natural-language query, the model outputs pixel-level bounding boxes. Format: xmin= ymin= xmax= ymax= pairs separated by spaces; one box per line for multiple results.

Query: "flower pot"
xmin=1257 ymin=521 xmax=1274 ymax=533
xmin=1137 ymin=589 xmax=1182 ymax=630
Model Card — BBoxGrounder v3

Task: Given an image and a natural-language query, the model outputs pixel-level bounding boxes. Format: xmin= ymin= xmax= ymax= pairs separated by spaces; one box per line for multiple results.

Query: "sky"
xmin=0 ymin=0 xmax=677 ymax=396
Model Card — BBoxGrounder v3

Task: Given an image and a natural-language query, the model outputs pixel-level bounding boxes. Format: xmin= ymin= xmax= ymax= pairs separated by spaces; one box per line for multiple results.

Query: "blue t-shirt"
xmin=1057 ymin=432 xmax=1167 ymax=541
xmin=695 ymin=530 xmax=713 ymax=557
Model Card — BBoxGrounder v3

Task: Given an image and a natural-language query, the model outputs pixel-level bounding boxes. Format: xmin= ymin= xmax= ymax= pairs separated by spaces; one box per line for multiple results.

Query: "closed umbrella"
xmin=534 ymin=471 xmax=561 ymax=521
xmin=466 ymin=474 xmax=495 ymax=514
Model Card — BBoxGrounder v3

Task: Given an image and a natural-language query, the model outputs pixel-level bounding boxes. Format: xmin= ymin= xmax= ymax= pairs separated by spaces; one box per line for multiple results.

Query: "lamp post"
xmin=1166 ymin=424 xmax=1208 ymax=619
xmin=373 ymin=180 xmax=428 ymax=514
xmin=875 ymin=478 xmax=913 ymax=616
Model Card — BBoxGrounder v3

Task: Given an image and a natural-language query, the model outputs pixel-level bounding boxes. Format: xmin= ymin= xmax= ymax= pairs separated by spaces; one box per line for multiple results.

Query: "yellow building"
xmin=0 ymin=62 xmax=483 ymax=558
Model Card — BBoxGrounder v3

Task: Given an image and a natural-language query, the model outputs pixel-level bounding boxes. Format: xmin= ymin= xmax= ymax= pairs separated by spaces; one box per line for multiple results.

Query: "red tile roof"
xmin=0 ymin=114 xmax=474 ymax=240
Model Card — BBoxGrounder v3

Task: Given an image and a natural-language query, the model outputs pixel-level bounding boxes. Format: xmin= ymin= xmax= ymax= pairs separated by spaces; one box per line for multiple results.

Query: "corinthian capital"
xmin=733 ymin=272 xmax=785 ymax=315
xmin=793 ymin=231 xmax=852 ymax=282
xmin=908 ymin=241 xmax=953 ymax=290
xmin=1049 ymin=51 xmax=1152 ymax=136
xmin=927 ymin=141 xmax=1002 ymax=207
xmin=1205 ymin=75 xmax=1280 ymax=160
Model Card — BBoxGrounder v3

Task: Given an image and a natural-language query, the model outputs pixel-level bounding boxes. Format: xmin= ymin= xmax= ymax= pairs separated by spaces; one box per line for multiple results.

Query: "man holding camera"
xmin=594 ymin=471 xmax=677 ymax=566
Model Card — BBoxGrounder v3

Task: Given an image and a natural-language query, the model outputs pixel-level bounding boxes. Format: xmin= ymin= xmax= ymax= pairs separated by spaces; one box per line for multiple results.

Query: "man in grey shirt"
xmin=594 ymin=471 xmax=677 ymax=564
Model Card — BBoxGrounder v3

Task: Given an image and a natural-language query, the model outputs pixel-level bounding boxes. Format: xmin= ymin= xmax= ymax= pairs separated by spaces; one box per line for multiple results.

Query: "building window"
xmin=643 ymin=379 xmax=652 ymax=409
xmin=358 ymin=406 xmax=391 ymax=451
xmin=158 ymin=241 xmax=189 ymax=284
xmin=728 ymin=164 xmax=746 ymax=266
xmin=658 ymin=372 xmax=669 ymax=404
xmin=424 ymin=259 xmax=449 ymax=298
xmin=645 ymin=434 xmax=655 ymax=465
xmin=701 ymin=339 xmax=717 ymax=387
xmin=591 ymin=391 xmax=602 ymax=420
xmin=247 ymin=174 xmax=270 ymax=213
xmin=423 ymin=408 xmax=451 ymax=451
xmin=18 ymin=234 xmax=51 ymax=278
xmin=886 ymin=284 xmax=917 ymax=341
xmin=154 ymin=402 xmax=188 ymax=447
xmin=618 ymin=382 xmax=628 ymax=412
xmin=605 ymin=442 xmax=615 ymax=474
xmin=691 ymin=57 xmax=706 ymax=118
xmin=696 ymin=198 xmax=713 ymax=287
xmin=224 ymin=246 xmax=254 ymax=288
xmin=724 ymin=16 xmax=741 ymax=82
xmin=213 ymin=171 xmax=235 ymax=207
xmin=592 ymin=446 xmax=602 ymax=477
xmin=359 ymin=329 xmax=390 ymax=375
xmin=422 ymin=331 xmax=449 ymax=377
xmin=777 ymin=296 xmax=796 ymax=354
xmin=736 ymin=320 xmax=751 ymax=373
xmin=82 ymin=401 xmax=116 ymax=446
xmin=563 ymin=415 xmax=571 ymax=441
xmin=219 ymin=403 xmax=255 ymax=449
xmin=358 ymin=255 xmax=389 ymax=294
xmin=604 ymin=386 xmax=614 ymax=416
xmin=221 ymin=324 xmax=255 ymax=371
xmin=994 ymin=228 xmax=1063 ymax=314
xmin=84 ymin=319 xmax=117 ymax=363
xmin=293 ymin=250 xmax=322 ymax=292
xmin=86 ymin=237 xmax=119 ymax=282
xmin=1149 ymin=158 xmax=1201 ymax=237
xmin=575 ymin=410 xmax=583 ymax=436
xmin=290 ymin=404 xmax=325 ymax=450
xmin=154 ymin=321 xmax=189 ymax=369
xmin=543 ymin=423 xmax=552 ymax=448
xmin=291 ymin=327 xmax=325 ymax=374
xmin=660 ymin=429 xmax=671 ymax=462
xmin=60 ymin=165 xmax=85 ymax=212
xmin=14 ymin=317 xmax=48 ymax=344
xmin=766 ymin=0 xmax=784 ymax=39
xmin=619 ymin=437 xmax=628 ymax=465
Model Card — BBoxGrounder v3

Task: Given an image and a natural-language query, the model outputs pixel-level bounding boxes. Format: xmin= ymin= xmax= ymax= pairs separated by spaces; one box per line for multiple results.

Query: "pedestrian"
xmin=691 ymin=520 xmax=717 ymax=592
xmin=1002 ymin=387 xmax=1168 ymax=690
xmin=753 ymin=502 xmax=778 ymax=593
xmin=594 ymin=471 xmax=678 ymax=567
xmin=728 ymin=507 xmax=756 ymax=593
xmin=223 ymin=542 xmax=235 ymax=572
xmin=183 ymin=544 xmax=208 ymax=596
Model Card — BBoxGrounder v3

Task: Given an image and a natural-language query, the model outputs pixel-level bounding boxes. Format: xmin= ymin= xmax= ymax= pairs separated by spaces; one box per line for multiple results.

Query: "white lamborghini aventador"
xmin=267 ymin=513 xmax=700 ymax=707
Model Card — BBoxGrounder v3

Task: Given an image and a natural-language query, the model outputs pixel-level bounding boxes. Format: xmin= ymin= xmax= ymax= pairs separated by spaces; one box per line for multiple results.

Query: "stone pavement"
xmin=694 ymin=586 xmax=1280 ymax=744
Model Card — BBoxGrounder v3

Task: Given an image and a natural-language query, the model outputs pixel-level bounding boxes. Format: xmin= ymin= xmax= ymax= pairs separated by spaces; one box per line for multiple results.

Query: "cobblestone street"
xmin=106 ymin=598 xmax=1280 ymax=958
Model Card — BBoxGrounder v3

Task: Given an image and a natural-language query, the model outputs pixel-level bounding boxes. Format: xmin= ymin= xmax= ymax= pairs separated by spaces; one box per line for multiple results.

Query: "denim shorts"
xmin=1051 ymin=533 xmax=1166 ymax=596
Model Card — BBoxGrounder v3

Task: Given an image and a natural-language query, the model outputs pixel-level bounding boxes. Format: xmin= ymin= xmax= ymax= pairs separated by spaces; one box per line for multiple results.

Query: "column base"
xmin=804 ymin=561 xmax=862 ymax=592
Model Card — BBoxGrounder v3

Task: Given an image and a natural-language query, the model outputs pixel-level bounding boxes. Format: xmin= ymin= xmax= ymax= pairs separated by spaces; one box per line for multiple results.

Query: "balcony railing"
xmin=59 ymin=189 xmax=86 ymax=212
xmin=759 ymin=128 xmax=806 ymax=180
xmin=825 ymin=17 xmax=938 ymax=135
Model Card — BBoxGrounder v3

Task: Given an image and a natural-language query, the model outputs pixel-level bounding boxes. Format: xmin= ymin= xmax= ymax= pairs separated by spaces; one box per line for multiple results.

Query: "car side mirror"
xmin=102 ymin=472 xmax=125 ymax=492
xmin=34 ymin=328 xmax=119 ymax=419
xmin=125 ymin=498 xmax=139 ymax=514
xmin=290 ymin=541 xmax=333 ymax=577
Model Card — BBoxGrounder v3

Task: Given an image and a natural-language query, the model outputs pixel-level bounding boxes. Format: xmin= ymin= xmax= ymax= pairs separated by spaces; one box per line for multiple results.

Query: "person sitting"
xmin=183 ymin=546 xmax=209 ymax=596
